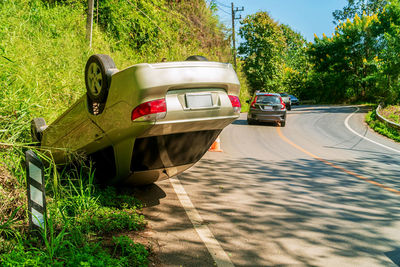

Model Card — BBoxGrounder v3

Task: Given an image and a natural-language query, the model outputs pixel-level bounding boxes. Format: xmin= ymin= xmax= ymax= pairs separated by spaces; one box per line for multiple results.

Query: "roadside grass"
xmin=0 ymin=0 xmax=246 ymax=264
xmin=0 ymin=149 xmax=149 ymax=266
xmin=379 ymin=105 xmax=400 ymax=124
xmin=366 ymin=109 xmax=400 ymax=143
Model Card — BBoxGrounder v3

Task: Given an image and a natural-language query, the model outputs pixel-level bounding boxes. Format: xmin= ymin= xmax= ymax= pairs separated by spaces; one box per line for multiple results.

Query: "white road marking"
xmin=344 ymin=107 xmax=400 ymax=154
xmin=170 ymin=177 xmax=234 ymax=267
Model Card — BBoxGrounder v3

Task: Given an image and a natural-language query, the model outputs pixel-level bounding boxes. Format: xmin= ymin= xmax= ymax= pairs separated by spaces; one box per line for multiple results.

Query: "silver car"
xmin=31 ymin=54 xmax=241 ymax=185
xmin=246 ymin=92 xmax=286 ymax=127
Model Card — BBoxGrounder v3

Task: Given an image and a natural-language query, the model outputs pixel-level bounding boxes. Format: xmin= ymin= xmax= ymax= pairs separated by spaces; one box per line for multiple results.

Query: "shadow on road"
xmin=159 ymin=153 xmax=400 ymax=266
xmin=132 ymin=183 xmax=167 ymax=208
xmin=232 ymin=119 xmax=278 ymax=127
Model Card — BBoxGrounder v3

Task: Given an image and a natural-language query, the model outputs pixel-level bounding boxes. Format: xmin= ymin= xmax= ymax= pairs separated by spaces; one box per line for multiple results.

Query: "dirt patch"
xmin=100 ymin=225 xmax=162 ymax=266
xmin=0 ymin=164 xmax=26 ymax=222
xmin=381 ymin=105 xmax=400 ymax=124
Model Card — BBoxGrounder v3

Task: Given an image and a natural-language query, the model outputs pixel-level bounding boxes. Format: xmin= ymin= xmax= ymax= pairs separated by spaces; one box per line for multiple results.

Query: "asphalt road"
xmin=135 ymin=105 xmax=400 ymax=266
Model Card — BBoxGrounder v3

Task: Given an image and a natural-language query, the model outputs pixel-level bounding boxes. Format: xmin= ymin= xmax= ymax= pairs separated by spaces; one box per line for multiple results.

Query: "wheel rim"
xmin=87 ymin=62 xmax=103 ymax=97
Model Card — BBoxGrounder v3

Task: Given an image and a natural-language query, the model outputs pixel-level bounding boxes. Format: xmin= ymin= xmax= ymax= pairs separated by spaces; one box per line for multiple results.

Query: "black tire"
xmin=287 ymin=104 xmax=291 ymax=111
xmin=85 ymin=54 xmax=116 ymax=103
xmin=31 ymin=118 xmax=47 ymax=144
xmin=247 ymin=119 xmax=254 ymax=125
xmin=281 ymin=121 xmax=286 ymax=127
xmin=185 ymin=55 xmax=208 ymax=61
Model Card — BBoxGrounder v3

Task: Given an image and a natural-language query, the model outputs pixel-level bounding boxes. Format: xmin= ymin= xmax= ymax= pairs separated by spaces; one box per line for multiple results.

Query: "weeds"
xmin=40 ymin=211 xmax=70 ymax=264
xmin=366 ymin=110 xmax=400 ymax=142
xmin=0 ymin=207 xmax=21 ymax=239
xmin=0 ymin=0 xmax=240 ymax=265
xmin=113 ymin=235 xmax=149 ymax=266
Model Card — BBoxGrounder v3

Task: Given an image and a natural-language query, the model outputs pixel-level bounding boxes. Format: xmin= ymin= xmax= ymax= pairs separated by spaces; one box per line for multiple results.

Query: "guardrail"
xmin=376 ymin=105 xmax=400 ymax=131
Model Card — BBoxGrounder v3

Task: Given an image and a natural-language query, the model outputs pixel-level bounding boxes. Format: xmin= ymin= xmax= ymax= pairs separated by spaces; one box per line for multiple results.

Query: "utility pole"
xmin=86 ymin=0 xmax=94 ymax=48
xmin=231 ymin=2 xmax=243 ymax=71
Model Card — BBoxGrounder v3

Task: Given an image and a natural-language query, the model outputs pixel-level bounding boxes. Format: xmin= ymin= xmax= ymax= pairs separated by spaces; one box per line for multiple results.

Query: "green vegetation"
xmin=380 ymin=105 xmax=400 ymax=124
xmin=366 ymin=108 xmax=400 ymax=142
xmin=237 ymin=0 xmax=400 ymax=106
xmin=0 ymin=0 xmax=242 ymax=265
xmin=238 ymin=12 xmax=286 ymax=93
xmin=0 ymin=160 xmax=148 ymax=266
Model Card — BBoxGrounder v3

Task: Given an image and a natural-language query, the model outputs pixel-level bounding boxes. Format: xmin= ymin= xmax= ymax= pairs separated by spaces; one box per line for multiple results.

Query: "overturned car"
xmin=31 ymin=55 xmax=241 ymax=185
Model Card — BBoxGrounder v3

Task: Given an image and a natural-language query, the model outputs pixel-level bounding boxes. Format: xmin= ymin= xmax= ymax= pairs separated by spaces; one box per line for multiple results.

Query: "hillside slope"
xmin=0 ymin=0 xmax=239 ymax=264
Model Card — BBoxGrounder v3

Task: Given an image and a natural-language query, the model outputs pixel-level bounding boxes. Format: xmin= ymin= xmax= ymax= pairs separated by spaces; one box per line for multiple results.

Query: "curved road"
xmin=136 ymin=105 xmax=400 ymax=266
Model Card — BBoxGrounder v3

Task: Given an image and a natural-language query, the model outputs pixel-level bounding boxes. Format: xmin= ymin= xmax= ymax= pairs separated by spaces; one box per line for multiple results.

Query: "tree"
xmin=373 ymin=0 xmax=400 ymax=102
xmin=280 ymin=24 xmax=309 ymax=96
xmin=308 ymin=12 xmax=381 ymax=102
xmin=238 ymin=12 xmax=286 ymax=93
xmin=332 ymin=0 xmax=387 ymax=23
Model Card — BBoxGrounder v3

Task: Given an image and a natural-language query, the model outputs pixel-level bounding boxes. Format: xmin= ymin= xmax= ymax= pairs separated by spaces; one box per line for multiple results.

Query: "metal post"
xmin=86 ymin=0 xmax=94 ymax=48
xmin=231 ymin=2 xmax=236 ymax=71
xmin=26 ymin=150 xmax=47 ymax=231
xmin=231 ymin=3 xmax=243 ymax=71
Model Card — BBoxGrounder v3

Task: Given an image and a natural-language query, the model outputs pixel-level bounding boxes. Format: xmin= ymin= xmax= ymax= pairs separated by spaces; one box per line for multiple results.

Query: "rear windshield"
xmin=256 ymin=95 xmax=280 ymax=104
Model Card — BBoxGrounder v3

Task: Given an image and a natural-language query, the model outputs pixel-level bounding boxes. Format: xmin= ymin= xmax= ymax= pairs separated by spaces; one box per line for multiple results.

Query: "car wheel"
xmin=247 ymin=119 xmax=254 ymax=125
xmin=287 ymin=104 xmax=291 ymax=111
xmin=85 ymin=54 xmax=117 ymax=103
xmin=281 ymin=121 xmax=286 ymax=127
xmin=31 ymin=118 xmax=47 ymax=144
xmin=185 ymin=55 xmax=208 ymax=61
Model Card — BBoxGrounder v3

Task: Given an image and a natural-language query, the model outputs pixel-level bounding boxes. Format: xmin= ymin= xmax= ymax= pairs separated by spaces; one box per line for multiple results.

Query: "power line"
xmin=125 ymin=0 xmax=167 ymax=36
xmin=214 ymin=0 xmax=230 ymax=9
xmin=218 ymin=6 xmax=231 ymax=16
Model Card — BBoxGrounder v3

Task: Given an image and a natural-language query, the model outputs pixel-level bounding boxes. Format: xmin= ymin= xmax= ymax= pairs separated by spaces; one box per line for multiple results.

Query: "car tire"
xmin=247 ymin=119 xmax=255 ymax=125
xmin=287 ymin=104 xmax=291 ymax=111
xmin=281 ymin=121 xmax=286 ymax=127
xmin=31 ymin=118 xmax=47 ymax=144
xmin=185 ymin=55 xmax=208 ymax=61
xmin=85 ymin=54 xmax=117 ymax=103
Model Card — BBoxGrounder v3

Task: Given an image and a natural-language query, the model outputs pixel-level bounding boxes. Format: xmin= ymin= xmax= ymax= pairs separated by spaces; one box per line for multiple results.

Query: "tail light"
xmin=280 ymin=97 xmax=286 ymax=110
xmin=250 ymin=96 xmax=258 ymax=108
xmin=132 ymin=98 xmax=167 ymax=121
xmin=228 ymin=95 xmax=241 ymax=113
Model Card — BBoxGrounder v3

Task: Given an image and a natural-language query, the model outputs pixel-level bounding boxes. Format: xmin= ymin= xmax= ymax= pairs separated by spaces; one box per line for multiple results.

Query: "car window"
xmin=280 ymin=93 xmax=288 ymax=97
xmin=256 ymin=95 xmax=280 ymax=104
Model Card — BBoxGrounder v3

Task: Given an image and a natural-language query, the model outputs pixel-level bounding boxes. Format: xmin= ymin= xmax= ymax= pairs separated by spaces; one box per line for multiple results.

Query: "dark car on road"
xmin=289 ymin=95 xmax=299 ymax=105
xmin=246 ymin=92 xmax=286 ymax=126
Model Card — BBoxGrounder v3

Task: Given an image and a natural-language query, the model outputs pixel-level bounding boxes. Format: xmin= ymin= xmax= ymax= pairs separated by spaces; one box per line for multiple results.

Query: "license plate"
xmin=263 ymin=106 xmax=273 ymax=111
xmin=186 ymin=94 xmax=213 ymax=109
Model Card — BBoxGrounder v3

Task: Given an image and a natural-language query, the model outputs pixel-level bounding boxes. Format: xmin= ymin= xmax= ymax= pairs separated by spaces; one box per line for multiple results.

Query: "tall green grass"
xmin=366 ymin=110 xmax=400 ymax=143
xmin=0 ymin=0 xmax=249 ymax=264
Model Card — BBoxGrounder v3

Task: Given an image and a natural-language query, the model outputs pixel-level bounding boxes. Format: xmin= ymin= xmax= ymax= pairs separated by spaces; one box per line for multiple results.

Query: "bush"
xmin=366 ymin=110 xmax=400 ymax=142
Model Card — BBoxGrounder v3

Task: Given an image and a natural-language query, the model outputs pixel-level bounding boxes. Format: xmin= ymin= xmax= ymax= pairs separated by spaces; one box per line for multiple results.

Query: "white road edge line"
xmin=344 ymin=107 xmax=400 ymax=154
xmin=170 ymin=177 xmax=234 ymax=267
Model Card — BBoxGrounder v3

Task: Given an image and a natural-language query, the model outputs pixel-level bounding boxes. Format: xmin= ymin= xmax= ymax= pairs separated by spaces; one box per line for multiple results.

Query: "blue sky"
xmin=213 ymin=0 xmax=348 ymax=43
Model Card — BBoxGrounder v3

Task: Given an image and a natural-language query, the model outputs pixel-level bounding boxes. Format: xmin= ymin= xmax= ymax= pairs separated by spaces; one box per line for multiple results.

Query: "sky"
xmin=213 ymin=0 xmax=349 ymax=43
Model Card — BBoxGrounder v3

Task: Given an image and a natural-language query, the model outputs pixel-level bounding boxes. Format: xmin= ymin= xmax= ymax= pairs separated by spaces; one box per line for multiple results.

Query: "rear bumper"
xmin=138 ymin=115 xmax=238 ymax=138
xmin=248 ymin=111 xmax=286 ymax=122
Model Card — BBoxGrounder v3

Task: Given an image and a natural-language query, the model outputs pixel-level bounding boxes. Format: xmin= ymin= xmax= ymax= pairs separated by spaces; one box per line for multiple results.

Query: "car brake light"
xmin=250 ymin=96 xmax=257 ymax=108
xmin=131 ymin=98 xmax=167 ymax=121
xmin=228 ymin=95 xmax=241 ymax=113
xmin=280 ymin=97 xmax=286 ymax=110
